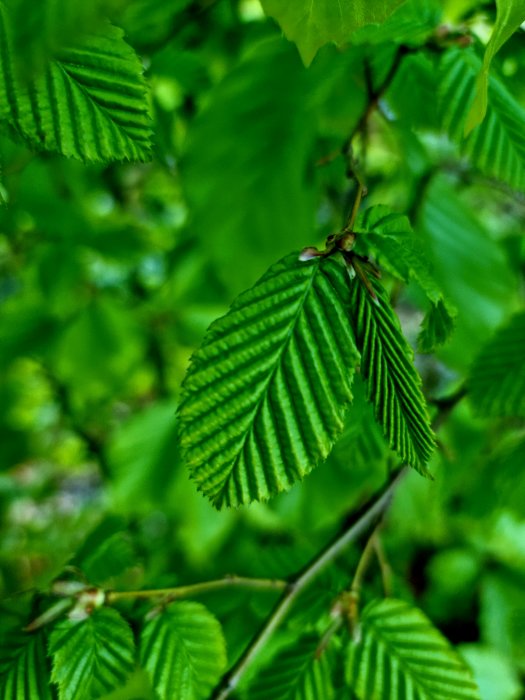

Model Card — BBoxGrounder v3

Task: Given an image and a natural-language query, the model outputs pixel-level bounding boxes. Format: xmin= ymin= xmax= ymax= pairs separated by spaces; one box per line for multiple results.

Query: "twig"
xmin=343 ymin=182 xmax=366 ymax=233
xmin=106 ymin=576 xmax=287 ymax=605
xmin=212 ymin=468 xmax=407 ymax=699
xmin=373 ymin=534 xmax=393 ymax=597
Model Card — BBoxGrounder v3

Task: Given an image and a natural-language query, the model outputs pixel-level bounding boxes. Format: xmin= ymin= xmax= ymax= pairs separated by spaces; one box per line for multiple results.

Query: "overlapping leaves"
xmin=465 ymin=0 xmax=525 ymax=132
xmin=178 ymin=253 xmax=360 ymax=508
xmin=440 ymin=48 xmax=525 ymax=190
xmin=348 ymin=598 xmax=480 ymax=699
xmin=468 ymin=311 xmax=525 ymax=417
xmin=179 ymin=230 xmax=435 ymax=507
xmin=248 ymin=635 xmax=334 ymax=699
xmin=0 ymin=4 xmax=152 ymax=162
xmin=355 ymin=205 xmax=456 ymax=352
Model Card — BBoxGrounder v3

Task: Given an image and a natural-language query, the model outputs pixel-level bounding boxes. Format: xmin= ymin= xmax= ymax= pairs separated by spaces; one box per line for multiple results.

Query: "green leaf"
xmin=355 ymin=205 xmax=446 ymax=305
xmin=140 ymin=602 xmax=227 ymax=700
xmin=468 ymin=311 xmax=525 ymax=417
xmin=440 ymin=48 xmax=525 ymax=190
xmin=73 ymin=517 xmax=135 ymax=585
xmin=348 ymin=272 xmax=435 ymax=472
xmin=107 ymin=400 xmax=179 ymax=512
xmin=348 ymin=598 xmax=481 ymax=699
xmin=182 ymin=39 xmax=316 ymax=294
xmin=0 ymin=9 xmax=152 ymax=162
xmin=260 ymin=0 xmax=406 ymax=65
xmin=418 ymin=299 xmax=457 ymax=353
xmin=49 ymin=608 xmax=135 ymax=700
xmin=0 ymin=631 xmax=52 ymax=700
xmin=178 ymin=252 xmax=359 ymax=508
xmin=3 ymin=0 xmax=111 ymax=72
xmin=351 ymin=0 xmax=442 ymax=46
xmin=418 ymin=177 xmax=517 ymax=367
xmin=465 ymin=0 xmax=525 ymax=133
xmin=248 ymin=635 xmax=335 ymax=699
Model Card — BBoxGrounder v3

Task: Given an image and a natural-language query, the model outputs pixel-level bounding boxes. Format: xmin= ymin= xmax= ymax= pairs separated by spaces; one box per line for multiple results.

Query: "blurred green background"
xmin=1 ymin=1 xmax=525 ymax=698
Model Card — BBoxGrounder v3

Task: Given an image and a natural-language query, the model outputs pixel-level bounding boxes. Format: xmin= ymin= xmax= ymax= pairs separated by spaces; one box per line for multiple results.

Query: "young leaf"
xmin=468 ymin=311 xmax=525 ymax=417
xmin=440 ymin=48 xmax=525 ymax=190
xmin=140 ymin=601 xmax=227 ymax=700
xmin=418 ymin=299 xmax=457 ymax=353
xmin=0 ymin=9 xmax=152 ymax=162
xmin=178 ymin=253 xmax=359 ymax=508
xmin=49 ymin=608 xmax=135 ymax=700
xmin=0 ymin=631 xmax=52 ymax=700
xmin=349 ymin=272 xmax=435 ymax=473
xmin=259 ymin=0 xmax=406 ymax=65
xmin=355 ymin=205 xmax=449 ymax=307
xmin=348 ymin=598 xmax=480 ymax=699
xmin=247 ymin=635 xmax=335 ymax=700
xmin=465 ymin=0 xmax=525 ymax=133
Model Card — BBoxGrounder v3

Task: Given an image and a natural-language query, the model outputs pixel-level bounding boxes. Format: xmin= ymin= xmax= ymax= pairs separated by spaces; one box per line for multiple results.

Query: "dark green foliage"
xmin=0 ymin=631 xmax=52 ymax=700
xmin=0 ymin=0 xmax=524 ymax=698
xmin=248 ymin=636 xmax=334 ymax=699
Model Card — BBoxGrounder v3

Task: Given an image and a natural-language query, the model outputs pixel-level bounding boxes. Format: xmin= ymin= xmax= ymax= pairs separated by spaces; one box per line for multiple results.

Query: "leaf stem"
xmin=106 ymin=576 xmax=287 ymax=605
xmin=212 ymin=467 xmax=407 ymax=699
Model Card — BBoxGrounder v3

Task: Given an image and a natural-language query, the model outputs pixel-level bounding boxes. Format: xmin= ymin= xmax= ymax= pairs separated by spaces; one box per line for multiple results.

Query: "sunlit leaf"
xmin=260 ymin=0 xmax=406 ymax=65
xmin=465 ymin=0 xmax=525 ymax=133
xmin=348 ymin=598 xmax=481 ymax=699
xmin=140 ymin=602 xmax=227 ymax=700
xmin=178 ymin=253 xmax=359 ymax=508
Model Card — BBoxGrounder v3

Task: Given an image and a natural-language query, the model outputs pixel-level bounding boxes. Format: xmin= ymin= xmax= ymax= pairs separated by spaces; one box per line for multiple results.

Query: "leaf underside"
xmin=418 ymin=299 xmax=457 ymax=353
xmin=260 ymin=0 xmax=406 ymax=65
xmin=140 ymin=602 xmax=227 ymax=700
xmin=349 ymin=274 xmax=435 ymax=472
xmin=469 ymin=311 xmax=525 ymax=417
xmin=348 ymin=598 xmax=481 ymax=700
xmin=178 ymin=253 xmax=359 ymax=508
xmin=0 ymin=8 xmax=152 ymax=162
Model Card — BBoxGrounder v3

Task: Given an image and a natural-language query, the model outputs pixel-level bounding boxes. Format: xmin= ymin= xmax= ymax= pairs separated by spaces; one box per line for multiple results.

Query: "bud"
xmin=337 ymin=232 xmax=356 ymax=252
xmin=299 ymin=246 xmax=321 ymax=261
